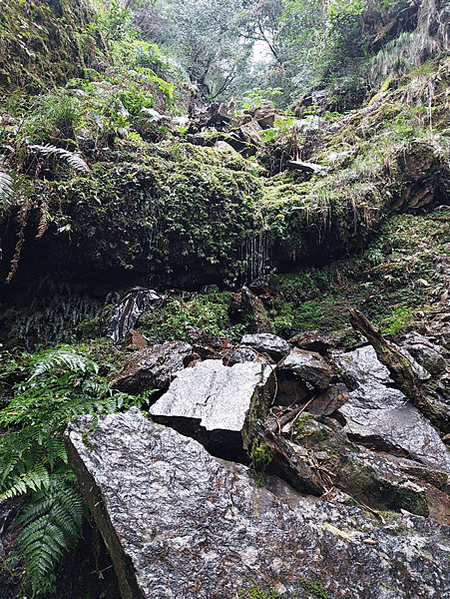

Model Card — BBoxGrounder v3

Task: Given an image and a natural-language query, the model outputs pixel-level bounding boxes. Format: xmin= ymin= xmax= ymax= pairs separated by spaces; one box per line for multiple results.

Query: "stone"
xmin=238 ymin=119 xmax=263 ymax=146
xmin=105 ymin=288 xmax=162 ymax=343
xmin=334 ymin=345 xmax=450 ymax=472
xmin=288 ymin=414 xmax=450 ymax=519
xmin=66 ymin=408 xmax=450 ymax=599
xmin=279 ymin=348 xmax=334 ymax=390
xmin=289 ymin=330 xmax=335 ymax=352
xmin=223 ymin=346 xmax=268 ymax=366
xmin=149 ymin=359 xmax=275 ymax=459
xmin=307 ymin=383 xmax=349 ymax=416
xmin=400 ymin=332 xmax=447 ymax=376
xmin=109 ymin=341 xmax=193 ymax=396
xmin=241 ymin=332 xmax=290 ymax=361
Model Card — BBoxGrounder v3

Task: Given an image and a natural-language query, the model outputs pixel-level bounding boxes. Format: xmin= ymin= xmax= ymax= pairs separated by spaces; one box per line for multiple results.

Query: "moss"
xmin=44 ymin=142 xmax=261 ymax=288
xmin=250 ymin=439 xmax=274 ymax=485
xmin=299 ymin=577 xmax=330 ymax=599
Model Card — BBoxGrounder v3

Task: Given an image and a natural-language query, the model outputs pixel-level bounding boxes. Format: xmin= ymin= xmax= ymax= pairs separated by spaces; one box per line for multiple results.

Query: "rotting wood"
xmin=261 ymin=425 xmax=327 ymax=496
xmin=266 ymin=396 xmax=316 ymax=434
xmin=349 ymin=307 xmax=450 ymax=433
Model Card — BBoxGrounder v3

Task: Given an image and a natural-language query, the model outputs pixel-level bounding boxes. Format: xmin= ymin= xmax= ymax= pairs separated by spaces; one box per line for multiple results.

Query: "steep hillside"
xmin=2 ymin=1 xmax=450 ymax=598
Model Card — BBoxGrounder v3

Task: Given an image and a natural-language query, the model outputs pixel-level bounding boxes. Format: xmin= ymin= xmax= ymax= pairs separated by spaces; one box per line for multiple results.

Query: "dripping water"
xmin=242 ymin=231 xmax=269 ymax=282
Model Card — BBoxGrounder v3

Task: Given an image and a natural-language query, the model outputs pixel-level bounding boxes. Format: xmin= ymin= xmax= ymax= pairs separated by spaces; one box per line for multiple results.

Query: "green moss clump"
xmin=137 ymin=290 xmax=243 ymax=343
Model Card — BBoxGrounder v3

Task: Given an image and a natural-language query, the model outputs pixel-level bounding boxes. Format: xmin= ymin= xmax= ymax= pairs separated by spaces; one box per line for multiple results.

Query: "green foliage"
xmin=137 ymin=291 xmax=243 ymax=343
xmin=250 ymin=439 xmax=274 ymax=483
xmin=29 ymin=144 xmax=89 ymax=173
xmin=2 ymin=293 xmax=104 ymax=350
xmin=0 ymin=347 xmax=135 ymax=595
xmin=118 ymin=83 xmax=155 ymax=114
xmin=236 ymin=584 xmax=288 ymax=598
xmin=299 ymin=576 xmax=330 ymax=598
xmin=380 ymin=305 xmax=415 ymax=337
xmin=17 ymin=470 xmax=85 ymax=596
xmin=239 ymin=87 xmax=283 ymax=110
xmin=98 ymin=0 xmax=135 ymax=41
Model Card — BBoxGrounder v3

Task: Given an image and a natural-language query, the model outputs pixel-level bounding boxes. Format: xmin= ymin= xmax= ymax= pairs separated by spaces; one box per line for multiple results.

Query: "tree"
xmin=133 ymin=0 xmax=255 ymax=98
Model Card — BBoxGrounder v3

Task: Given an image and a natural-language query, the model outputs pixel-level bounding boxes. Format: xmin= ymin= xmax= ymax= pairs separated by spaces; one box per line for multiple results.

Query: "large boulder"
xmin=334 ymin=346 xmax=450 ymax=472
xmin=149 ymin=359 xmax=275 ymax=460
xmin=66 ymin=408 xmax=450 ymax=599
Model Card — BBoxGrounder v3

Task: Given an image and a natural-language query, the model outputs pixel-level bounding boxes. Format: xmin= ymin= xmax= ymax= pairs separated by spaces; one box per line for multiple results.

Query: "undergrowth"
xmin=0 ymin=346 xmax=137 ymax=596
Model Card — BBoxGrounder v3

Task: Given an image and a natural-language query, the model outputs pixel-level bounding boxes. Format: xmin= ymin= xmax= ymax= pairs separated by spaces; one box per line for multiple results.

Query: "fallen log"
xmin=349 ymin=308 xmax=450 ymax=433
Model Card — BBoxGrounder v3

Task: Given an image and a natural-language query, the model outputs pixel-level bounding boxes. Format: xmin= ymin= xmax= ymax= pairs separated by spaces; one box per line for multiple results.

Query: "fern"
xmin=29 ymin=347 xmax=96 ymax=379
xmin=28 ymin=144 xmax=90 ymax=173
xmin=0 ymin=347 xmax=135 ymax=596
xmin=17 ymin=468 xmax=85 ymax=596
xmin=0 ymin=170 xmax=14 ymax=206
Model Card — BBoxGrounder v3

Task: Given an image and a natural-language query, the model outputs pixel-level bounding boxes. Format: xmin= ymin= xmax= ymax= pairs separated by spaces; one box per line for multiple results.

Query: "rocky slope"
xmin=2 ymin=1 xmax=450 ymax=598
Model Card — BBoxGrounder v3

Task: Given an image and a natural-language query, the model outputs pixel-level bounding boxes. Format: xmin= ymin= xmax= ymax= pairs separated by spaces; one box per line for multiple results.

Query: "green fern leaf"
xmin=0 ymin=170 xmax=14 ymax=206
xmin=18 ymin=472 xmax=85 ymax=596
xmin=28 ymin=144 xmax=90 ymax=173
xmin=0 ymin=462 xmax=50 ymax=501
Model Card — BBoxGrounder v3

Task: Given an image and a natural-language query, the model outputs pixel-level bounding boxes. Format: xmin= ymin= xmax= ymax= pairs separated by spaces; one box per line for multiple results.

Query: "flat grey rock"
xmin=241 ymin=333 xmax=290 ymax=360
xmin=149 ymin=359 xmax=274 ymax=459
xmin=150 ymin=359 xmax=274 ymax=432
xmin=66 ymin=408 xmax=450 ymax=599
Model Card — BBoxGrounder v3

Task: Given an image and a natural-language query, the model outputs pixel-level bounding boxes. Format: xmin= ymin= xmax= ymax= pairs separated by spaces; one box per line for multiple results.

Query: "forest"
xmin=2 ymin=0 xmax=450 ymax=598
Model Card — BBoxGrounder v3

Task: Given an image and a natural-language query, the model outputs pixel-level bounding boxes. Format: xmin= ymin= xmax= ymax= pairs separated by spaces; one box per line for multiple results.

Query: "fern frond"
xmin=28 ymin=144 xmax=89 ymax=173
xmin=0 ymin=170 xmax=14 ymax=205
xmin=0 ymin=462 xmax=50 ymax=501
xmin=17 ymin=472 xmax=85 ymax=596
xmin=29 ymin=348 xmax=93 ymax=379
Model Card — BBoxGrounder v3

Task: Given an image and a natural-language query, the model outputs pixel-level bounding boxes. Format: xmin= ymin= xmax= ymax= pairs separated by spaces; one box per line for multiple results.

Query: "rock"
xmin=66 ymin=408 xmax=450 ymax=599
xmin=287 ymin=159 xmax=327 ymax=176
xmin=129 ymin=330 xmax=148 ymax=349
xmin=206 ymin=101 xmax=234 ymax=127
xmin=149 ymin=359 xmax=275 ymax=459
xmin=237 ymin=286 xmax=273 ymax=333
xmin=105 ymin=288 xmax=162 ymax=343
xmin=289 ymin=330 xmax=335 ymax=353
xmin=334 ymin=344 xmax=429 ymax=391
xmin=279 ymin=348 xmax=334 ymax=390
xmin=245 ymin=105 xmax=278 ymax=129
xmin=288 ymin=414 xmax=450 ymax=519
xmin=274 ymin=372 xmax=311 ymax=406
xmin=400 ymin=332 xmax=447 ymax=376
xmin=140 ymin=107 xmax=167 ymax=122
xmin=241 ymin=332 xmax=290 ymax=361
xmin=109 ymin=341 xmax=193 ymax=396
xmin=238 ymin=119 xmax=263 ymax=146
xmin=307 ymin=383 xmax=349 ymax=416
xmin=223 ymin=346 xmax=268 ymax=366
xmin=334 ymin=345 xmax=450 ymax=472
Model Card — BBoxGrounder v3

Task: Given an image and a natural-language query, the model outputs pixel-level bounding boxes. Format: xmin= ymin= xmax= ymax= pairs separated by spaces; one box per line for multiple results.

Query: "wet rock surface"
xmin=105 ymin=288 xmax=163 ymax=343
xmin=110 ymin=341 xmax=193 ymax=396
xmin=334 ymin=345 xmax=450 ymax=472
xmin=279 ymin=347 xmax=334 ymax=390
xmin=240 ymin=332 xmax=290 ymax=360
xmin=149 ymin=358 xmax=275 ymax=459
xmin=66 ymin=408 xmax=450 ymax=599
